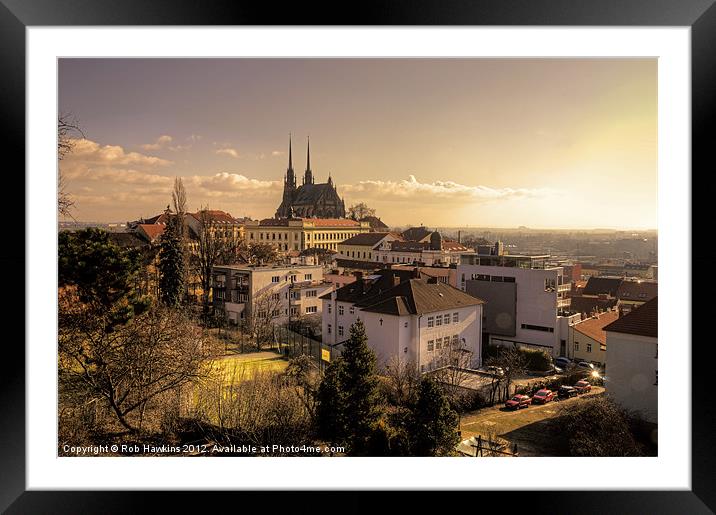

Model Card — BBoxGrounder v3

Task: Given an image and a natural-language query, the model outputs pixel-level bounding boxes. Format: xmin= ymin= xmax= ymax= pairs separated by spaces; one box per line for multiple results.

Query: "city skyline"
xmin=59 ymin=58 xmax=657 ymax=229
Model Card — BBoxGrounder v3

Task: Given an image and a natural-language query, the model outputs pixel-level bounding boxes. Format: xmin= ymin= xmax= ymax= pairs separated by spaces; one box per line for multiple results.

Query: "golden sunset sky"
xmin=59 ymin=58 xmax=656 ymax=229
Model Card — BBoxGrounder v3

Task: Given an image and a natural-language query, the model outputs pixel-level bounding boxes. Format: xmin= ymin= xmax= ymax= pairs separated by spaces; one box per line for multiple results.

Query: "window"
xmin=291 ymin=307 xmax=298 ymax=316
xmin=544 ymin=278 xmax=556 ymax=291
xmin=427 ymin=340 xmax=434 ymax=351
xmin=521 ymin=323 xmax=554 ymax=333
xmin=271 ymin=276 xmax=279 ymax=283
xmin=304 ymin=274 xmax=313 ymax=281
xmin=435 ymin=337 xmax=443 ymax=350
xmin=453 ymin=312 xmax=459 ymax=323
xmin=338 ymin=305 xmax=344 ymax=316
xmin=271 ymin=293 xmax=280 ymax=301
xmin=338 ymin=326 xmax=344 ymax=337
xmin=435 ymin=316 xmax=442 ymax=327
xmin=427 ymin=316 xmax=434 ymax=327
xmin=305 ymin=290 xmax=317 ymax=298
xmin=452 ymin=335 xmax=459 ymax=346
xmin=575 ymin=341 xmax=580 ymax=351
xmin=503 ymin=276 xmax=515 ymax=283
xmin=349 ymin=306 xmax=355 ymax=315
xmin=328 ymin=304 xmax=332 ymax=314
xmin=404 ymin=322 xmax=408 ymax=328
xmin=587 ymin=343 xmax=592 ymax=353
xmin=257 ymin=310 xmax=267 ymax=318
xmin=443 ymin=314 xmax=450 ymax=325
xmin=327 ymin=324 xmax=332 ymax=334
xmin=305 ymin=306 xmax=317 ymax=314
xmin=271 ymin=309 xmax=280 ymax=317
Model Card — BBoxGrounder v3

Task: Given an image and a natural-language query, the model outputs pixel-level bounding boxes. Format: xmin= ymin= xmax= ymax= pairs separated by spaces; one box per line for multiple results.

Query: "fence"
xmin=211 ymin=322 xmax=333 ymax=371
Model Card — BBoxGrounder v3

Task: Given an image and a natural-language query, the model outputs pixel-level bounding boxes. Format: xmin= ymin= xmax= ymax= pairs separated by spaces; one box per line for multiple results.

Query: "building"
xmin=604 ymin=297 xmax=658 ymax=423
xmin=390 ymin=264 xmax=458 ymax=288
xmin=615 ymin=279 xmax=658 ymax=315
xmin=458 ymin=252 xmax=577 ymax=357
xmin=275 ymin=136 xmax=346 ymax=219
xmin=185 ymin=209 xmax=245 ymax=243
xmin=321 ymin=269 xmax=484 ymax=372
xmin=359 ymin=216 xmax=389 ymax=231
xmin=373 ymin=233 xmax=472 ymax=266
xmin=212 ymin=264 xmax=332 ymax=327
xmin=245 ymin=217 xmax=370 ymax=253
xmin=568 ymin=309 xmax=619 ymax=366
xmin=337 ymin=232 xmax=404 ymax=262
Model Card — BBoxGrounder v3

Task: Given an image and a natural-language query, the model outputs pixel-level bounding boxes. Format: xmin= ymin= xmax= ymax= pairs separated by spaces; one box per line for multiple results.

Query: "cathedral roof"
xmin=292 ymin=183 xmax=340 ymax=205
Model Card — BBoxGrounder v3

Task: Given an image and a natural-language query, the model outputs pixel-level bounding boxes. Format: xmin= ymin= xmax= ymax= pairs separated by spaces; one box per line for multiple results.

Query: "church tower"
xmin=303 ymin=136 xmax=314 ymax=185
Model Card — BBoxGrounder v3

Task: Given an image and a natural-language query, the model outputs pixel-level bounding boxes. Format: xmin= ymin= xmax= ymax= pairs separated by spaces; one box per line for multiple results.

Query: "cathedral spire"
xmin=286 ymin=133 xmax=295 ymax=188
xmin=304 ymin=136 xmax=313 ymax=185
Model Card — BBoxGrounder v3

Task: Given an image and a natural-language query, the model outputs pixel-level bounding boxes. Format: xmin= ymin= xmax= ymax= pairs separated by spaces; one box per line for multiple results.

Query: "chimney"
xmin=412 ymin=267 xmax=421 ymax=279
xmin=458 ymin=230 xmax=461 ymax=244
xmin=393 ymin=275 xmax=401 ymax=287
xmin=427 ymin=276 xmax=439 ymax=284
xmin=354 ymin=271 xmax=363 ymax=281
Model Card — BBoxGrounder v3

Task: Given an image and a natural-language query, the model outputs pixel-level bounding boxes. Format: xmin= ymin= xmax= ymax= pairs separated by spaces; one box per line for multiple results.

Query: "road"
xmin=458 ymin=387 xmax=605 ymax=456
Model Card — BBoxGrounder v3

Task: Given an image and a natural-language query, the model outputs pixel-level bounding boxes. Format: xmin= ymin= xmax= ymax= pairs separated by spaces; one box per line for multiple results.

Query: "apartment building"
xmin=321 ymin=269 xmax=484 ymax=372
xmin=212 ymin=264 xmax=332 ymax=326
xmin=337 ymin=232 xmax=403 ymax=262
xmin=458 ymin=252 xmax=578 ymax=357
xmin=568 ymin=309 xmax=619 ymax=366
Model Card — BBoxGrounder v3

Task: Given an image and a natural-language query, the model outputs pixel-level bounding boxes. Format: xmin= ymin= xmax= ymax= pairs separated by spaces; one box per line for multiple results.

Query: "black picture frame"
xmin=3 ymin=1 xmax=712 ymax=512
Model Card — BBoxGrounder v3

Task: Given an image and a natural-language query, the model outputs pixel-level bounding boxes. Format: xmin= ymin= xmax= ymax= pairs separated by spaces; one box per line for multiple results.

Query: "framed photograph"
xmin=4 ymin=0 xmax=712 ymax=511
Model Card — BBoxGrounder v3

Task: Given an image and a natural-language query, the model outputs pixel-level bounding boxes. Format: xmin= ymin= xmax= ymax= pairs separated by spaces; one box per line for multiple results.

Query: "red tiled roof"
xmin=573 ymin=311 xmax=620 ymax=345
xmin=190 ymin=210 xmax=237 ymax=223
xmin=137 ymin=224 xmax=165 ymax=242
xmin=442 ymin=240 xmax=469 ymax=251
xmin=604 ymin=297 xmax=658 ymax=338
xmin=305 ymin=218 xmax=361 ymax=227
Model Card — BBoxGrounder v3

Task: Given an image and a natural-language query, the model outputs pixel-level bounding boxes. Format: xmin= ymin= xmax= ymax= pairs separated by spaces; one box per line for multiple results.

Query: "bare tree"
xmin=241 ymin=289 xmax=284 ymax=350
xmin=485 ymin=345 xmax=528 ymax=402
xmin=383 ymin=357 xmax=420 ymax=407
xmin=347 ymin=202 xmax=376 ymax=221
xmin=58 ymin=302 xmax=206 ymax=434
xmin=284 ymin=354 xmax=321 ymax=420
xmin=243 ymin=241 xmax=279 ymax=266
xmin=58 ymin=113 xmax=84 ymax=218
xmin=432 ymin=338 xmax=475 ymax=398
xmin=191 ymin=208 xmax=243 ymax=315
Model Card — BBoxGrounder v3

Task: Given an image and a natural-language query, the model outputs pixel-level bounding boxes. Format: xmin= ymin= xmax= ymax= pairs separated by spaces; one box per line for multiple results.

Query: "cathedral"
xmin=275 ymin=136 xmax=346 ymax=219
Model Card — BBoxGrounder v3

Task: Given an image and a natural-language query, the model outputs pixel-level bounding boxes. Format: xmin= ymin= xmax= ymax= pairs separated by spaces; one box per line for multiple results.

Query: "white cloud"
xmin=216 ymin=148 xmax=240 ymax=158
xmin=140 ymin=135 xmax=173 ymax=150
xmin=271 ymin=150 xmax=284 ymax=156
xmin=342 ymin=174 xmax=551 ymax=202
xmin=66 ymin=138 xmax=172 ymax=168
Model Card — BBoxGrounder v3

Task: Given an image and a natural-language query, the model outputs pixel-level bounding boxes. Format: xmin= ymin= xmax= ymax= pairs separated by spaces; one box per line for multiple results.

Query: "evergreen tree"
xmin=340 ymin=319 xmax=383 ymax=455
xmin=409 ymin=376 xmax=460 ymax=456
xmin=158 ymin=216 xmax=185 ymax=306
xmin=58 ymin=227 xmax=148 ymax=327
xmin=316 ymin=359 xmax=347 ymax=443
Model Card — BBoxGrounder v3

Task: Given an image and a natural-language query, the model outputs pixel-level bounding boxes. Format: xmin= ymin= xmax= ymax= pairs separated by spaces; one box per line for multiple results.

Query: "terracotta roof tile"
xmin=573 ymin=310 xmax=620 ymax=345
xmin=604 ymin=297 xmax=658 ymax=338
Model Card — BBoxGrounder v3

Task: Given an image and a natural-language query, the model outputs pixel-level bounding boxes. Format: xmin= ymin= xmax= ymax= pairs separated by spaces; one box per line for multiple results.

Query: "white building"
xmin=457 ymin=253 xmax=577 ymax=357
xmin=212 ymin=264 xmax=332 ymax=327
xmin=604 ymin=297 xmax=658 ymax=423
xmin=321 ymin=269 xmax=484 ymax=372
xmin=336 ymin=232 xmax=404 ymax=262
xmin=373 ymin=234 xmax=473 ymax=267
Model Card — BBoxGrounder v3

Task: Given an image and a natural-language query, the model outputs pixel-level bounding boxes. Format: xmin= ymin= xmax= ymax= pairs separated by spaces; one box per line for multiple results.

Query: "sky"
xmin=58 ymin=58 xmax=657 ymax=229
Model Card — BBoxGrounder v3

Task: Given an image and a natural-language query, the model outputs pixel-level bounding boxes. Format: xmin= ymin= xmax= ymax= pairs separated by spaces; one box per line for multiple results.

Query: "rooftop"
xmin=604 ymin=297 xmax=658 ymax=338
xmin=573 ymin=310 xmax=620 ymax=345
xmin=340 ymin=232 xmax=401 ymax=247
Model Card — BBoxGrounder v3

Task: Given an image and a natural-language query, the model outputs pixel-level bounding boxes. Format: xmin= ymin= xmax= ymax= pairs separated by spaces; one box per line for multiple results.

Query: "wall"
xmin=605 ymin=331 xmax=658 ymax=423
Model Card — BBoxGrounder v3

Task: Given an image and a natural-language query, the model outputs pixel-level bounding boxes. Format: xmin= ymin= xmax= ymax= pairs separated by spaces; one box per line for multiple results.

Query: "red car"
xmin=531 ymin=389 xmax=555 ymax=404
xmin=574 ymin=380 xmax=592 ymax=394
xmin=505 ymin=394 xmax=532 ymax=409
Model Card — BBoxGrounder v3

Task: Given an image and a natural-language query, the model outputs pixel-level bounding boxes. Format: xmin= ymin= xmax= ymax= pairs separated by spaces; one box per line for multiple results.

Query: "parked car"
xmin=505 ymin=394 xmax=532 ymax=410
xmin=558 ymin=385 xmax=577 ymax=399
xmin=574 ymin=380 xmax=592 ymax=393
xmin=532 ymin=389 xmax=555 ymax=404
xmin=555 ymin=357 xmax=571 ymax=369
xmin=577 ymin=361 xmax=595 ymax=370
